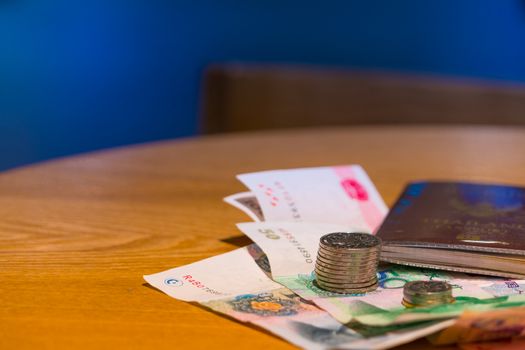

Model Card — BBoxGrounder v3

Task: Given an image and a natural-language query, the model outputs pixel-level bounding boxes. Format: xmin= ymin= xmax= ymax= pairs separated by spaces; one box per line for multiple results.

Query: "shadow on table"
xmin=220 ymin=235 xmax=253 ymax=247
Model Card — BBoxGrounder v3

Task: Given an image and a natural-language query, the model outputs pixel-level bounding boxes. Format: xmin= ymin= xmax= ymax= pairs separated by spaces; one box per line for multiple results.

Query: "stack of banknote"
xmin=144 ymin=165 xmax=525 ymax=349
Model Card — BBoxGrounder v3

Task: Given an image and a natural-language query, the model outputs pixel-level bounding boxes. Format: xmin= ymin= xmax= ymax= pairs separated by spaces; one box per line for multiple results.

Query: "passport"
xmin=376 ymin=181 xmax=525 ymax=278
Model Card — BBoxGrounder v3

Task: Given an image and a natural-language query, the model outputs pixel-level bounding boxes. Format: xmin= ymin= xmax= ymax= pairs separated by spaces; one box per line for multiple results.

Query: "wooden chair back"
xmin=200 ymin=64 xmax=525 ymax=133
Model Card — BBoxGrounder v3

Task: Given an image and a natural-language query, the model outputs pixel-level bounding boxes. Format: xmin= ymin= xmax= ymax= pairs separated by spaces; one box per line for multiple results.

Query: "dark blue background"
xmin=1 ymin=0 xmax=525 ymax=171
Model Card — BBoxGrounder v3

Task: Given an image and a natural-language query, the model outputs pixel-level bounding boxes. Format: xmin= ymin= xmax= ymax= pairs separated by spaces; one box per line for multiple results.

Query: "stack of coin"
xmin=402 ymin=281 xmax=455 ymax=308
xmin=314 ymin=232 xmax=381 ymax=294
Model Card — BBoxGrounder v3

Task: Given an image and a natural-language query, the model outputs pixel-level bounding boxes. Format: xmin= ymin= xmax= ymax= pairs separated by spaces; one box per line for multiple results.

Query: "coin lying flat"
xmin=315 ymin=276 xmax=378 ymax=288
xmin=402 ymin=297 xmax=455 ymax=308
xmin=402 ymin=281 xmax=455 ymax=308
xmin=318 ymin=244 xmax=382 ymax=255
xmin=314 ymin=270 xmax=378 ymax=284
xmin=315 ymin=256 xmax=379 ymax=270
xmin=320 ymin=232 xmax=381 ymax=250
xmin=317 ymin=250 xmax=381 ymax=262
xmin=314 ymin=264 xmax=378 ymax=278
xmin=315 ymin=274 xmax=378 ymax=286
xmin=315 ymin=280 xmax=379 ymax=294
xmin=314 ymin=232 xmax=381 ymax=294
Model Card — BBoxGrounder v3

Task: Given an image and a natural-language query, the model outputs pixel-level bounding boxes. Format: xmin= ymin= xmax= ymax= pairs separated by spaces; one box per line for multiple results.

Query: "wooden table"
xmin=2 ymin=125 xmax=525 ymax=349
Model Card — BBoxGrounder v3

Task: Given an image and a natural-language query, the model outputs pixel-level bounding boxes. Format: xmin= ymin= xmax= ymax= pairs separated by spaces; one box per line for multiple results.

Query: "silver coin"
xmin=314 ymin=270 xmax=377 ymax=283
xmin=318 ymin=244 xmax=381 ymax=253
xmin=402 ymin=297 xmax=455 ymax=308
xmin=314 ymin=273 xmax=377 ymax=286
xmin=316 ymin=274 xmax=377 ymax=286
xmin=318 ymin=244 xmax=382 ymax=255
xmin=314 ymin=267 xmax=377 ymax=278
xmin=315 ymin=259 xmax=378 ymax=272
xmin=314 ymin=262 xmax=378 ymax=276
xmin=409 ymin=296 xmax=455 ymax=305
xmin=408 ymin=290 xmax=453 ymax=299
xmin=314 ymin=267 xmax=378 ymax=279
xmin=315 ymin=258 xmax=378 ymax=270
xmin=315 ymin=272 xmax=377 ymax=285
xmin=316 ymin=280 xmax=378 ymax=291
xmin=316 ymin=280 xmax=378 ymax=290
xmin=316 ymin=252 xmax=377 ymax=264
xmin=319 ymin=241 xmax=382 ymax=251
xmin=316 ymin=253 xmax=379 ymax=267
xmin=319 ymin=232 xmax=381 ymax=250
xmin=318 ymin=246 xmax=382 ymax=258
xmin=314 ymin=269 xmax=377 ymax=282
xmin=404 ymin=281 xmax=452 ymax=297
xmin=409 ymin=293 xmax=453 ymax=300
xmin=315 ymin=279 xmax=379 ymax=294
xmin=317 ymin=250 xmax=381 ymax=262
xmin=403 ymin=281 xmax=454 ymax=307
xmin=408 ymin=293 xmax=455 ymax=302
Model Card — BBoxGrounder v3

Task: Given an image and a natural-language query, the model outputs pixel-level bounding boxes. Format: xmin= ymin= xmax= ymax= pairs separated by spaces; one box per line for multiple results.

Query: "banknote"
xmin=236 ymin=221 xmax=525 ymax=327
xmin=144 ymin=245 xmax=452 ymax=349
xmin=237 ymin=165 xmax=388 ymax=231
xmin=223 ymin=192 xmax=264 ymax=221
xmin=428 ymin=306 xmax=525 ymax=345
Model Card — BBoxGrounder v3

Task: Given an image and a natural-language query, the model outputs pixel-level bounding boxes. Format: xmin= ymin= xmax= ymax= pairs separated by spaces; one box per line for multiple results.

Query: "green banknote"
xmin=237 ymin=222 xmax=525 ymax=327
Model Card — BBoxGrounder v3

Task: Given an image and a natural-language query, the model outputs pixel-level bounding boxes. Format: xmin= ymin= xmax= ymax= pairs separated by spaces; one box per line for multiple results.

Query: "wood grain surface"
xmin=2 ymin=125 xmax=525 ymax=350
